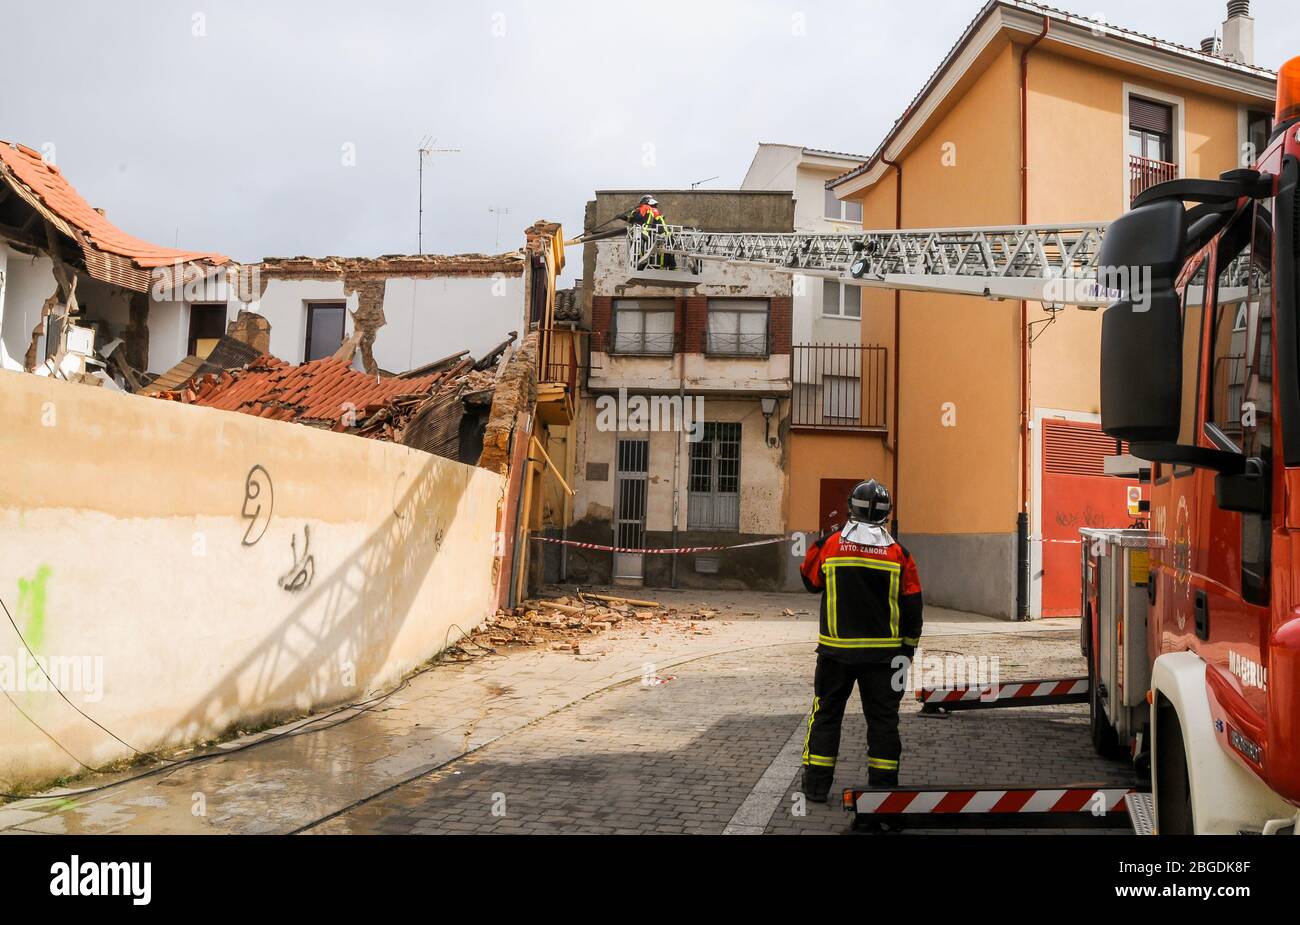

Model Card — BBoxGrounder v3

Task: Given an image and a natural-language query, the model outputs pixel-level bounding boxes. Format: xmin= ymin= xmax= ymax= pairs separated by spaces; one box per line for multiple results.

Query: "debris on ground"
xmin=443 ymin=592 xmax=725 ymax=660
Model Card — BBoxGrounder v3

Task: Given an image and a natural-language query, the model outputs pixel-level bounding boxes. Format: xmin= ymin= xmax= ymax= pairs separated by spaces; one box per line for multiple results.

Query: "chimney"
xmin=1200 ymin=36 xmax=1220 ymax=55
xmin=1221 ymin=0 xmax=1254 ymax=65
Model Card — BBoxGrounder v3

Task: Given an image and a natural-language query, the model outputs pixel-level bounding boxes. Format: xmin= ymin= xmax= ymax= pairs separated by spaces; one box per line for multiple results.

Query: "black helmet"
xmin=848 ymin=479 xmax=891 ymax=525
xmin=639 ymin=195 xmax=658 ymax=206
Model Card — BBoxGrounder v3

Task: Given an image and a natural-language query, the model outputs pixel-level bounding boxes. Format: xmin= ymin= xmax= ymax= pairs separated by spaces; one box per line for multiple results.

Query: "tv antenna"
xmin=488 ymin=206 xmax=511 ymax=251
xmin=418 ymin=136 xmax=460 ymax=254
xmin=690 ymin=176 xmax=719 ymax=190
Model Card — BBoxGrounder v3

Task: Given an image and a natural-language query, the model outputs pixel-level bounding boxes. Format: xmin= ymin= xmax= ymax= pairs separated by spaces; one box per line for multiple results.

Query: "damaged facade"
xmin=567 ymin=190 xmax=796 ymax=591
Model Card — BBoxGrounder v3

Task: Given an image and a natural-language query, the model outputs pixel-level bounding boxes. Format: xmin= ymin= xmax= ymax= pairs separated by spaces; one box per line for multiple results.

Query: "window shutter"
xmin=1043 ymin=420 xmax=1129 ymax=476
xmin=1129 ymin=97 xmax=1172 ymax=134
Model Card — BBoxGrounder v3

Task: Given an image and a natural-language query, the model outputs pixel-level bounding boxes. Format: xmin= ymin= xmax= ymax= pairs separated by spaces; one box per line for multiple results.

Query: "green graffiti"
xmin=16 ymin=565 xmax=51 ymax=651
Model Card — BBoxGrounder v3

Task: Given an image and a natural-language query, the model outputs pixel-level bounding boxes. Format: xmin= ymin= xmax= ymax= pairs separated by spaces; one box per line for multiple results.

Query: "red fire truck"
xmin=1085 ymin=56 xmax=1300 ymax=834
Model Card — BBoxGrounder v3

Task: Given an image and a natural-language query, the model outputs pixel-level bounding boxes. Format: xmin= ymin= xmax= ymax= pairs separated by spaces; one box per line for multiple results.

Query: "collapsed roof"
xmin=0 ymin=141 xmax=229 ymax=291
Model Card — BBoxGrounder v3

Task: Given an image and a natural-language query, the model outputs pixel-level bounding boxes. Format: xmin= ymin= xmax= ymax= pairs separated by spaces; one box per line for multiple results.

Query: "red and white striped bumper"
xmin=844 ymin=786 xmax=1137 ymax=829
xmin=917 ymin=677 xmax=1089 ymax=713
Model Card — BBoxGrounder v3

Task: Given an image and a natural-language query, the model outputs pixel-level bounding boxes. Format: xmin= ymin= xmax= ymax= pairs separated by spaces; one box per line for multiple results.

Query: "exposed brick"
xmin=592 ymin=296 xmax=612 ymax=352
xmin=770 ymin=296 xmax=792 ymax=355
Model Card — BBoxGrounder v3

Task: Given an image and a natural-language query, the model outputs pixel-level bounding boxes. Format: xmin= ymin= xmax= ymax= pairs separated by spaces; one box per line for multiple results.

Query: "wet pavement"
xmin=0 ymin=589 xmax=1124 ymax=835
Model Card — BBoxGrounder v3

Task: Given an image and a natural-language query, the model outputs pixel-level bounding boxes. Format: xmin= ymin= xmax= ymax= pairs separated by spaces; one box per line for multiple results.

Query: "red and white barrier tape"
xmin=529 ymin=535 xmax=790 ymax=555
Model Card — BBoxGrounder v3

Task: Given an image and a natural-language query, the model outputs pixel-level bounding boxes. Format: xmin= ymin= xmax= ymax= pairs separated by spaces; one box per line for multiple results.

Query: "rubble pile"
xmin=444 ymin=593 xmax=719 ymax=661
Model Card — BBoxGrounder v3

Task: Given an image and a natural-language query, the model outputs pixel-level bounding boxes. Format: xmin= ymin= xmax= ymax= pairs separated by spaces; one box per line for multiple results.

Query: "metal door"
xmin=614 ymin=438 xmax=648 ymax=581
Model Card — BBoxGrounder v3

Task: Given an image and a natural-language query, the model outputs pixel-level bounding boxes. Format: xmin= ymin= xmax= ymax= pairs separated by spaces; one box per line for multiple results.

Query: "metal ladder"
xmin=626 ymin=221 xmax=1115 ymax=308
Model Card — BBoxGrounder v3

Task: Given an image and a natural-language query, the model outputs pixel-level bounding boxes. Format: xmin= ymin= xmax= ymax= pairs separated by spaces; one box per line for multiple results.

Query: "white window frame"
xmin=1121 ymin=83 xmax=1185 ymax=213
xmin=612 ymin=298 xmax=676 ymax=355
xmin=821 ymin=280 xmax=862 ymax=320
xmin=705 ymin=298 xmax=770 ymax=357
xmin=823 ymin=188 xmax=863 ymax=223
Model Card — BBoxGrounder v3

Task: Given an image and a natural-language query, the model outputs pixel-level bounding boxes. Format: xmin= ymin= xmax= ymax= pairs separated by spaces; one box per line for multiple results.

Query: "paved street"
xmin=0 ymin=590 xmax=1133 ymax=836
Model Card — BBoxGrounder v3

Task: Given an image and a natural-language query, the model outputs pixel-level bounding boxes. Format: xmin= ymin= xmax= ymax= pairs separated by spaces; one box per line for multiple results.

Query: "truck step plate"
xmin=917 ymin=677 xmax=1089 ymax=714
xmin=1125 ymin=791 xmax=1155 ymax=836
xmin=843 ymin=786 xmax=1136 ymax=830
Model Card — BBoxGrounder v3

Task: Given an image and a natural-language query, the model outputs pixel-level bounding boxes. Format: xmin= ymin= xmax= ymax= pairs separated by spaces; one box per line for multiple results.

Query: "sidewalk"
xmin=0 ymin=590 xmax=1071 ymax=835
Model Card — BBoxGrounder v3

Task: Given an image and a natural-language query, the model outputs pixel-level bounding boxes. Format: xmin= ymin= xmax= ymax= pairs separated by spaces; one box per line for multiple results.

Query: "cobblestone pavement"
xmin=307 ymin=626 xmax=1135 ymax=836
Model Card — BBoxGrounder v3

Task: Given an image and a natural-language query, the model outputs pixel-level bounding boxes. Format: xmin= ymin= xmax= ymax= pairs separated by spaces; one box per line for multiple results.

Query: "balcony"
xmin=535 ymin=326 xmax=589 ymax=424
xmin=1129 ymin=154 xmax=1178 ymax=204
xmin=791 ymin=343 xmax=887 ymax=431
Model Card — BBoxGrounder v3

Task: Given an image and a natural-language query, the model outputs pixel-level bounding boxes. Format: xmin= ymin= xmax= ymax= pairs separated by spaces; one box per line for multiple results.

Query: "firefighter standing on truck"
xmin=622 ymin=195 xmax=676 ymax=269
xmin=798 ymin=479 xmax=923 ymax=802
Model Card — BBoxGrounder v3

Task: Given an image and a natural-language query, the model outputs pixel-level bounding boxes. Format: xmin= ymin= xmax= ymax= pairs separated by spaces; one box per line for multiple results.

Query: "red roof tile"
xmin=0 ymin=141 xmax=228 ymax=269
xmin=153 ymin=355 xmax=448 ymax=432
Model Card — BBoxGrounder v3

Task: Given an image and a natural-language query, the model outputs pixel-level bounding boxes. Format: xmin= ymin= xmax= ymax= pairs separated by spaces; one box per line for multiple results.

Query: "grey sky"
xmin=5 ymin=0 xmax=1298 ymax=278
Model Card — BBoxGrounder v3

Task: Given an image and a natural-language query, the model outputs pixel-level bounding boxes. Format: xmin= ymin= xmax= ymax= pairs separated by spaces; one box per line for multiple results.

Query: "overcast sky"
xmin=5 ymin=0 xmax=1299 ymax=278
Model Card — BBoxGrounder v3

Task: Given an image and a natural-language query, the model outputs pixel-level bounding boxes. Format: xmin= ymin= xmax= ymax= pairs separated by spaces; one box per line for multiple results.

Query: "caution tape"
xmin=529 ymin=535 xmax=790 ymax=555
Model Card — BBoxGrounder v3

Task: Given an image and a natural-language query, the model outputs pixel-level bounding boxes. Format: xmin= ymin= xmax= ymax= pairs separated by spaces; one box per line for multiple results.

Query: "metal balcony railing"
xmin=791 ymin=343 xmax=887 ymax=431
xmin=1129 ymin=154 xmax=1178 ymax=203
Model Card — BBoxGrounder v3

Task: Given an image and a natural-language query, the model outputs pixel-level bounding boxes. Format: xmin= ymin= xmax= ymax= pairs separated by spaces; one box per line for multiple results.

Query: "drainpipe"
xmin=882 ymin=155 xmax=903 ymax=538
xmin=1017 ymin=16 xmax=1049 ymax=621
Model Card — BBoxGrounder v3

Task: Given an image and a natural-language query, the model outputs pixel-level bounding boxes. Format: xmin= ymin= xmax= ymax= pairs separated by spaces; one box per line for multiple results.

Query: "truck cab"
xmin=1096 ymin=57 xmax=1300 ymax=833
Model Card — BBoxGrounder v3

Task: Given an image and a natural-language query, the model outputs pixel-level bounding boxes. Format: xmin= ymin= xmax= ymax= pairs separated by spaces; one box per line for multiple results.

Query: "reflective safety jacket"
xmin=627 ymin=202 xmax=667 ymax=228
xmin=800 ymin=530 xmax=923 ymax=663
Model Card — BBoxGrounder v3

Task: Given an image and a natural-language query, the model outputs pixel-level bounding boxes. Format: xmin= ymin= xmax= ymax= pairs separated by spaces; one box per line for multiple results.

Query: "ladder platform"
xmin=842 ymin=785 xmax=1139 ymax=831
xmin=917 ymin=677 xmax=1089 ymax=714
xmin=622 ymin=267 xmax=701 ymax=288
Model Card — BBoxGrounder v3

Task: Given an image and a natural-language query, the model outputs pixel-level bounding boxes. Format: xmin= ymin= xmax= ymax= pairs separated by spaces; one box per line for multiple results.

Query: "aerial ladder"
xmin=622 ymin=220 xmax=1115 ymax=309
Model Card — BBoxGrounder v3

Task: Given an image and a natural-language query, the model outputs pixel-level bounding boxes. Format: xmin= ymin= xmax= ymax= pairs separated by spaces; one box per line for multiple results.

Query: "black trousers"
xmin=802 ymin=654 xmax=908 ymax=785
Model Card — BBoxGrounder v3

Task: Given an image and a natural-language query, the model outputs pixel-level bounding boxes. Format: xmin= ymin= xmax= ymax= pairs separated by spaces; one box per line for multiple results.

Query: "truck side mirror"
xmin=1097 ymin=199 xmax=1188 ymax=443
xmin=1215 ymin=458 xmax=1269 ymax=514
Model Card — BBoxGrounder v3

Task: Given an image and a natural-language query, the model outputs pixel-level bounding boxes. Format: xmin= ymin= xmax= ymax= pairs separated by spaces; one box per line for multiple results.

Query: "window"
xmin=1246 ymin=110 xmax=1273 ymax=163
xmin=822 ymin=374 xmax=861 ymax=420
xmin=304 ymin=303 xmax=347 ymax=362
xmin=1127 ymin=96 xmax=1173 ymax=161
xmin=1207 ymin=203 xmax=1272 ymax=604
xmin=187 ymin=304 xmax=227 ymax=358
xmin=823 ymin=188 xmax=863 ymax=222
xmin=823 ymin=188 xmax=863 ymax=223
xmin=1128 ymin=96 xmax=1177 ymax=203
xmin=612 ymin=299 xmax=675 ymax=354
xmin=821 ymin=280 xmax=861 ymax=318
xmin=706 ymin=299 xmax=769 ymax=356
xmin=688 ymin=422 xmax=741 ymax=530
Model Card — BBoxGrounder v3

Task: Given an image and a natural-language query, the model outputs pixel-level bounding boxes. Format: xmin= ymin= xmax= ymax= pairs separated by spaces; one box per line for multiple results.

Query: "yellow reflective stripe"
xmin=818 ymin=635 xmax=902 ymax=648
xmin=902 ymin=636 xmax=920 ymax=647
xmin=801 ymin=696 xmax=820 ymax=764
xmin=826 ymin=567 xmax=838 ymax=636
xmin=805 ymin=755 xmax=836 ymax=768
xmin=867 ymin=757 xmax=899 ymax=770
xmin=821 ymin=557 xmax=901 ymax=642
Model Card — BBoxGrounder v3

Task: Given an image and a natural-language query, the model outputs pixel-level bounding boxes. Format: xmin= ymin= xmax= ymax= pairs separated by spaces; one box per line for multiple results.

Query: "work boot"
xmin=867 ymin=769 xmax=899 ymax=789
xmin=801 ymin=767 xmax=833 ymax=803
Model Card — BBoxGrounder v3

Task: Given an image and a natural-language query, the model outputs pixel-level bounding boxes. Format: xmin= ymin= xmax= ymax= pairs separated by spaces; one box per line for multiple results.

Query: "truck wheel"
xmin=1087 ymin=608 xmax=1124 ymax=759
xmin=1154 ymin=702 xmax=1195 ymax=834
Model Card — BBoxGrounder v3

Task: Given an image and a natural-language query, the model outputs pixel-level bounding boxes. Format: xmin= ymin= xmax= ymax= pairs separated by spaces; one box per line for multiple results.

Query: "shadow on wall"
xmin=164 ymin=452 xmax=476 ymax=750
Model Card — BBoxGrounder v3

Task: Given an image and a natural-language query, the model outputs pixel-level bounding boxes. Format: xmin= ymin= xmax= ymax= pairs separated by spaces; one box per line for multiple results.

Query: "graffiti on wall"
xmin=278 ymin=525 xmax=316 ymax=592
xmin=241 ymin=465 xmax=274 ymax=546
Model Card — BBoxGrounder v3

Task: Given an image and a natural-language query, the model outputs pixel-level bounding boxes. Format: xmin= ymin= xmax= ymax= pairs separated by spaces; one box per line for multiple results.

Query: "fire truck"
xmin=1081 ymin=57 xmax=1300 ymax=834
xmin=609 ymin=57 xmax=1300 ymax=835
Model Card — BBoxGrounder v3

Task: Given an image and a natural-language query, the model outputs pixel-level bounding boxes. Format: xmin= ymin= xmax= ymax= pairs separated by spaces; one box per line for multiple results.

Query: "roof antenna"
xmin=690 ymin=176 xmax=719 ymax=190
xmin=418 ymin=136 xmax=460 ymax=255
xmin=489 ymin=206 xmax=511 ymax=251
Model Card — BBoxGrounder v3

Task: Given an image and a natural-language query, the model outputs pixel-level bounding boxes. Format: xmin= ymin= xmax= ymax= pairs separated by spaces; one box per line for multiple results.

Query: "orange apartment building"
xmin=807 ymin=0 xmax=1277 ymax=618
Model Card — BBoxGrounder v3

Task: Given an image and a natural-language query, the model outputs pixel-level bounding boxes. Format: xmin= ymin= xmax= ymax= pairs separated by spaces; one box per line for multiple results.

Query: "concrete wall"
xmin=0 ymin=370 xmax=503 ymax=788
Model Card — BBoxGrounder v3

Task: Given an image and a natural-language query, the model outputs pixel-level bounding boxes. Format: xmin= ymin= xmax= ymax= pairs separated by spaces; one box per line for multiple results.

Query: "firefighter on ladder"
xmin=798 ymin=479 xmax=923 ymax=802
xmin=622 ymin=195 xmax=676 ymax=270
